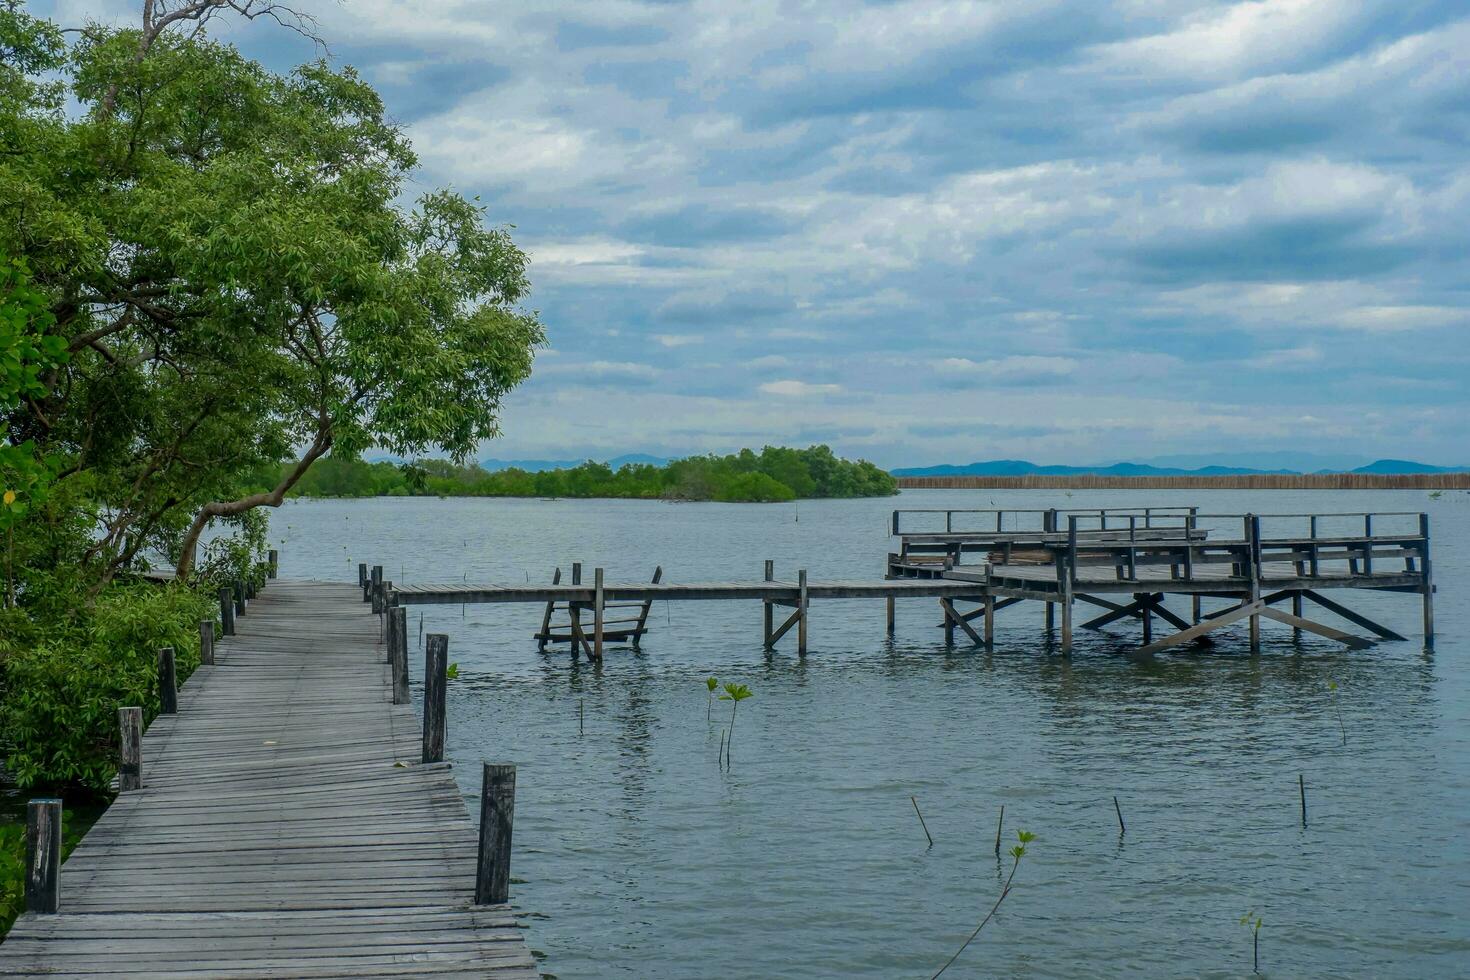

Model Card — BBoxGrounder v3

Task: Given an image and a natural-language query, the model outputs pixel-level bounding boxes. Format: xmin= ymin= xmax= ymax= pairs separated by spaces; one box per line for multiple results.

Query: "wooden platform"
xmin=0 ymin=581 xmax=539 ymax=978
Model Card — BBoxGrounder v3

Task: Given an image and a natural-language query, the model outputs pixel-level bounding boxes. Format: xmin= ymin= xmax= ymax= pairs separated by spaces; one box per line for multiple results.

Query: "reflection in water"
xmin=277 ymin=490 xmax=1467 ymax=979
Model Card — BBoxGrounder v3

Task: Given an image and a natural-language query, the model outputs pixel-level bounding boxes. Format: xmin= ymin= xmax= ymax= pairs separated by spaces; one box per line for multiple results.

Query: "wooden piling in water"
xmin=763 ymin=560 xmax=775 ymax=648
xmin=423 ymin=633 xmax=448 ymax=764
xmin=267 ymin=549 xmax=278 ymax=579
xmin=1420 ymin=512 xmax=1435 ymax=647
xmin=199 ymin=619 xmax=214 ymax=666
xmin=797 ymin=569 xmax=808 ymax=655
xmin=983 ymin=594 xmax=995 ymax=645
xmin=157 ymin=647 xmax=177 ymax=715
xmin=24 ymin=799 xmax=61 ymax=914
xmin=475 ymin=763 xmax=516 ymax=905
xmin=593 ymin=567 xmax=605 ymax=660
xmin=118 ymin=707 xmax=142 ymax=791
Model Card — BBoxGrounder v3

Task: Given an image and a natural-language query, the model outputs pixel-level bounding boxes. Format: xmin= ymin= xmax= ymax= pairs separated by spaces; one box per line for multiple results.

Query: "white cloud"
xmin=759 ymin=380 xmax=842 ymax=396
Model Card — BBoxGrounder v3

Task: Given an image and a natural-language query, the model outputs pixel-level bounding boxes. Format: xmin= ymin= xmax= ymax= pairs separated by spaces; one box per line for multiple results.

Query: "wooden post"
xmin=218 ymin=588 xmax=235 ymax=637
xmin=885 ymin=595 xmax=895 ymax=635
xmin=199 ymin=619 xmax=214 ymax=666
xmin=118 ymin=706 xmax=142 ymax=791
xmin=423 ymin=634 xmax=448 ymax=764
xmin=1420 ymin=513 xmax=1434 ymax=647
xmin=267 ymin=549 xmax=279 ymax=579
xmin=1292 ymin=591 xmax=1304 ymax=639
xmin=233 ymin=580 xmax=246 ymax=616
xmin=1138 ymin=596 xmax=1152 ymax=645
xmin=358 ymin=563 xmax=368 ymax=588
xmin=1192 ymin=594 xmax=1201 ymax=625
xmin=475 ymin=763 xmax=516 ymax=905
xmin=797 ymin=569 xmax=808 ymax=655
xmin=983 ymin=594 xmax=995 ymax=645
xmin=391 ymin=607 xmax=409 ymax=705
xmin=537 ymin=567 xmax=561 ymax=651
xmin=593 ymin=567 xmax=605 ymax=660
xmin=569 ymin=563 xmax=582 ymax=652
xmin=941 ymin=599 xmax=954 ymax=645
xmin=1248 ymin=515 xmax=1262 ymax=651
xmin=25 ymin=799 xmax=61 ymax=914
xmin=763 ymin=560 xmax=775 ymax=648
xmin=157 ymin=647 xmax=177 ymax=715
xmin=245 ymin=577 xmax=256 ymax=600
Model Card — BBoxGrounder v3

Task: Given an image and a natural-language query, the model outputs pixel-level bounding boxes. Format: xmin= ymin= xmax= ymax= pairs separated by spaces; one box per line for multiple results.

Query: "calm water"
xmin=273 ymin=490 xmax=1470 ymax=979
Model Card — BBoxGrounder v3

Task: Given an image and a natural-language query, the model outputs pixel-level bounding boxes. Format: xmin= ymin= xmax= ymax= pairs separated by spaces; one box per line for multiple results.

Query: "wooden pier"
xmin=1 ymin=579 xmax=538 ymax=978
xmin=890 ymin=508 xmax=1434 ymax=654
xmin=378 ymin=505 xmax=1433 ymax=660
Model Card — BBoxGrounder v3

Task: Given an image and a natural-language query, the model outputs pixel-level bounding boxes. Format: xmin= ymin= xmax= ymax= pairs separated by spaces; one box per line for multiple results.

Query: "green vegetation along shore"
xmin=269 ymin=445 xmax=897 ymax=502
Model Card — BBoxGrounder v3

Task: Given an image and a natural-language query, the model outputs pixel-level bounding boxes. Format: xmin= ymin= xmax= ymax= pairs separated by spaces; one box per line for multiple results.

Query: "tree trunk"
xmin=174 ymin=424 xmax=331 ymax=579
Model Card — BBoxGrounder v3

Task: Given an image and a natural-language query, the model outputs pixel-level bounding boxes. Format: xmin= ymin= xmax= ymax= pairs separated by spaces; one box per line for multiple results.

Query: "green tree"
xmin=1 ymin=0 xmax=542 ymax=586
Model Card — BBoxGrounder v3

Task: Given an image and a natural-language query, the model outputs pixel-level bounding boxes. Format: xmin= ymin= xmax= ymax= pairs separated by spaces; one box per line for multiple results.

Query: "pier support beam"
xmin=983 ymin=595 xmax=995 ymax=645
xmin=886 ymin=595 xmax=895 ymax=636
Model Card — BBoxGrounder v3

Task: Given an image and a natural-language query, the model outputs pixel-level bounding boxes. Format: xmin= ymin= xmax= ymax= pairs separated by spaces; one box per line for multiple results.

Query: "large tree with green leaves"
xmin=0 ymin=0 xmax=542 ymax=586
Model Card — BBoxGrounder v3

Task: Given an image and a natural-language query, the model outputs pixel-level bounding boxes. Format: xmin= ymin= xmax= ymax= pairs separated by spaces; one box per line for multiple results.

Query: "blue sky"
xmin=48 ymin=1 xmax=1470 ymax=466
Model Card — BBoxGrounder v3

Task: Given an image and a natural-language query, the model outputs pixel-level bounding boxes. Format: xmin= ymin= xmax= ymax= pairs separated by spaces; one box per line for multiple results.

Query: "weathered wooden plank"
xmin=0 ymin=580 xmax=541 ymax=977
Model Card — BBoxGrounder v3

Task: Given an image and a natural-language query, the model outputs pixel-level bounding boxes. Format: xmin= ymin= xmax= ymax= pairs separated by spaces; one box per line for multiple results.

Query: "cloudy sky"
xmin=49 ymin=1 xmax=1470 ymax=466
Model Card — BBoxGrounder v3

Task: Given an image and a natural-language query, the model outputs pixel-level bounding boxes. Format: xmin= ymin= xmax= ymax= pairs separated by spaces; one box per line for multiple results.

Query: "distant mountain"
xmin=1349 ymin=459 xmax=1465 ymax=475
xmin=479 ymin=453 xmax=672 ymax=473
xmin=892 ymin=458 xmax=1467 ymax=477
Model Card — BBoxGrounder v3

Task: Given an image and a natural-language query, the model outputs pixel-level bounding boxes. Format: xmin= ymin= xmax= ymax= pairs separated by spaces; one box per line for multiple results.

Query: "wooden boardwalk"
xmin=0 ymin=581 xmax=540 ymax=979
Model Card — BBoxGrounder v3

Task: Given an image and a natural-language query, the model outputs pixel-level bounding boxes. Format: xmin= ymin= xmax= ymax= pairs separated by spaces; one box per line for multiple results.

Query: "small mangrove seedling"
xmin=910 ymin=796 xmax=934 ymax=848
xmin=446 ymin=662 xmax=460 ymax=680
xmin=705 ymin=676 xmax=719 ymax=721
xmin=1240 ymin=911 xmax=1263 ymax=973
xmin=932 ymin=830 xmax=1035 ymax=978
xmin=719 ymin=682 xmax=753 ymax=766
xmin=1328 ymin=679 xmax=1345 ymax=745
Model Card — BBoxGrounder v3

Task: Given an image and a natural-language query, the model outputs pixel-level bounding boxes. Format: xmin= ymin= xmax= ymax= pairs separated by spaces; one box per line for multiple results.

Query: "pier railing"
xmin=891 ymin=506 xmax=1199 ymax=537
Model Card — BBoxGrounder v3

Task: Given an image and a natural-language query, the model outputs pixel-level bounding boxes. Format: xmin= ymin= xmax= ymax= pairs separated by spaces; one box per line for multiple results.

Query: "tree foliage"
xmin=0 ymin=0 xmax=541 ymax=804
xmin=1 ymin=0 xmax=542 ymax=588
xmin=269 ymin=444 xmax=898 ymax=502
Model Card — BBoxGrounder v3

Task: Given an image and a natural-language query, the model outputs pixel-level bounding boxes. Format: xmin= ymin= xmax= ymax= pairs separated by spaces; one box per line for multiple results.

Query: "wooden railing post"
xmin=157 ymin=647 xmax=177 ymax=715
xmin=424 ymin=634 xmax=448 ymax=763
xmin=218 ymin=588 xmax=235 ymax=637
xmin=118 ymin=706 xmax=143 ymax=791
xmin=267 ymin=549 xmax=279 ymax=579
xmin=358 ymin=562 xmax=368 ymax=589
xmin=25 ymin=799 xmax=61 ymax=914
xmin=199 ymin=619 xmax=214 ymax=666
xmin=233 ymin=580 xmax=246 ymax=617
xmin=475 ymin=763 xmax=516 ymax=905
xmin=391 ymin=607 xmax=409 ymax=705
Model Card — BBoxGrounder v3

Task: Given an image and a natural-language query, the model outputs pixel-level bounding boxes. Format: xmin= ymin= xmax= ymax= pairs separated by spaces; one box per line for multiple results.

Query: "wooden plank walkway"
xmin=0 ymin=581 xmax=540 ymax=979
xmin=393 ymin=577 xmax=988 ymax=605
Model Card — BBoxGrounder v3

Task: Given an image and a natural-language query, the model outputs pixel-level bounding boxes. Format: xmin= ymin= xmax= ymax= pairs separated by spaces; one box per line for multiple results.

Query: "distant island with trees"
xmin=264 ymin=445 xmax=898 ymax=502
